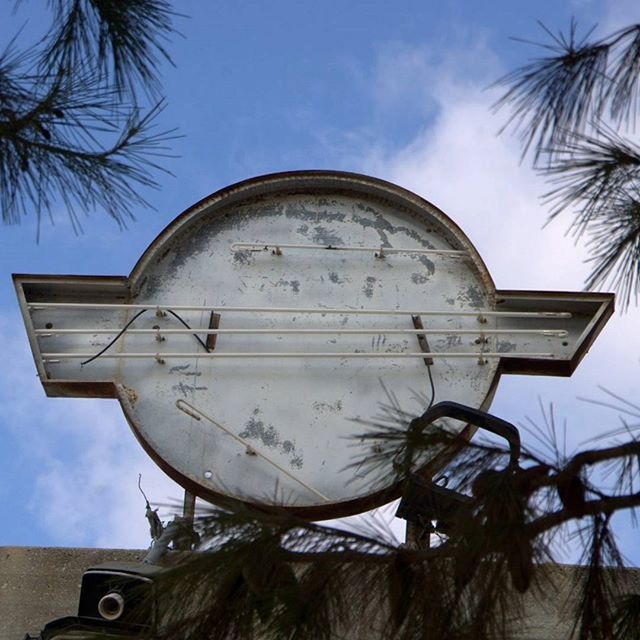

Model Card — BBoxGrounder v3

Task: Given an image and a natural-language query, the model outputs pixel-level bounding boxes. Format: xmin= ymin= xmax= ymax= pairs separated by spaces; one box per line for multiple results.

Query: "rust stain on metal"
xmin=411 ymin=315 xmax=434 ymax=366
xmin=328 ymin=272 xmax=348 ymax=284
xmin=205 ymin=312 xmax=221 ymax=352
xmin=457 ymin=284 xmax=486 ymax=309
xmin=497 ymin=341 xmax=518 ymax=353
xmin=122 ymin=385 xmax=138 ymax=405
xmin=311 ymin=225 xmax=343 ymax=246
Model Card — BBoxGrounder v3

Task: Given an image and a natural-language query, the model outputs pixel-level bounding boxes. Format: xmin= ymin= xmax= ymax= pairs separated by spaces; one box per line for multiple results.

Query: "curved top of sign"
xmin=14 ymin=171 xmax=614 ymax=518
xmin=131 ymin=171 xmax=496 ymax=298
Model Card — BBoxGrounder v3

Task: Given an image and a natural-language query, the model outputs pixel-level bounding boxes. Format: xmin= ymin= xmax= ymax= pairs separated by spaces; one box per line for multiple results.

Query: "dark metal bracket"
xmin=411 ymin=314 xmax=434 ymax=366
xmin=396 ymin=401 xmax=521 ymax=539
xmin=205 ymin=311 xmax=221 ymax=352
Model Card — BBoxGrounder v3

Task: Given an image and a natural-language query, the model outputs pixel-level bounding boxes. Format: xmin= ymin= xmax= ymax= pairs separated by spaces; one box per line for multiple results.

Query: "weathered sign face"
xmin=14 ymin=172 xmax=614 ymax=518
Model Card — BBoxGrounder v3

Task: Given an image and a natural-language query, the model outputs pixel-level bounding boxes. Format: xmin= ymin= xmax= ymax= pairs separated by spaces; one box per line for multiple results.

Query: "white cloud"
xmin=28 ymin=400 xmax=181 ymax=549
xmin=360 ymin=40 xmax=592 ymax=292
xmin=351 ymin=36 xmax=640 ymax=416
xmin=339 ymin=35 xmax=640 ymax=558
xmin=0 ymin=313 xmax=182 ymax=548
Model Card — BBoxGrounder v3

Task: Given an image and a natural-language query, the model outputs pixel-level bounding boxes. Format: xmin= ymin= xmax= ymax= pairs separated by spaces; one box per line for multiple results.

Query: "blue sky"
xmin=1 ymin=0 xmax=640 ymax=559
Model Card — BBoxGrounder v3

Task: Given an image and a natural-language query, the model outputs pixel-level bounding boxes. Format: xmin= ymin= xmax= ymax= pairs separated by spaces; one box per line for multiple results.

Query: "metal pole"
xmin=42 ymin=350 xmax=556 ymax=361
xmin=28 ymin=301 xmax=572 ymax=319
xmin=35 ymin=327 xmax=568 ymax=337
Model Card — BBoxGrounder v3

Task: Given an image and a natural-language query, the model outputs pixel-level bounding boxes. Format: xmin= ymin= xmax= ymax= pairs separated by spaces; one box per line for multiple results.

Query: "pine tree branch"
xmin=494 ymin=21 xmax=640 ymax=164
xmin=584 ymin=194 xmax=640 ymax=308
xmin=145 ymin=398 xmax=640 ymax=640
xmin=542 ymin=124 xmax=640 ymax=228
xmin=495 ymin=20 xmax=640 ymax=308
xmin=613 ymin=593 xmax=640 ymax=639
xmin=527 ymin=492 xmax=640 ymax=538
xmin=0 ymin=6 xmax=180 ymax=230
xmin=606 ymin=25 xmax=640 ymax=124
xmin=0 ymin=72 xmax=177 ymax=228
xmin=42 ymin=0 xmax=177 ymax=100
xmin=537 ymin=124 xmax=640 ymax=307
xmin=493 ymin=19 xmax=611 ymax=164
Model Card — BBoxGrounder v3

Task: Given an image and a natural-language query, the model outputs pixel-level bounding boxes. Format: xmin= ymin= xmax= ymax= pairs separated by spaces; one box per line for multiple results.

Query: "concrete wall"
xmin=2 ymin=547 xmax=639 ymax=640
xmin=0 ymin=546 xmax=145 ymax=640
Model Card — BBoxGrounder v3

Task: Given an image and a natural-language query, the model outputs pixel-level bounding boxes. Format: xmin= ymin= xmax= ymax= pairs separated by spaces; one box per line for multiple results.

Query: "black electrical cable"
xmin=80 ymin=309 xmax=148 ymax=366
xmin=165 ymin=309 xmax=210 ymax=353
xmin=80 ymin=307 xmax=211 ymax=367
xmin=426 ymin=359 xmax=436 ymax=410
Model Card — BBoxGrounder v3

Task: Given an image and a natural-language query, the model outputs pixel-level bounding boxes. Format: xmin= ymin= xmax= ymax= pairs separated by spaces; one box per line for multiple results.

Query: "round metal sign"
xmin=19 ymin=172 xmax=608 ymax=519
xmin=126 ymin=172 xmax=498 ymax=516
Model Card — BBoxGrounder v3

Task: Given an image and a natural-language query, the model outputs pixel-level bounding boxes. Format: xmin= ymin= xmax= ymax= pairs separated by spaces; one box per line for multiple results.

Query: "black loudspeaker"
xmin=395 ymin=401 xmax=521 ymax=535
xmin=77 ymin=561 xmax=160 ymax=624
xmin=26 ymin=562 xmax=164 ymax=639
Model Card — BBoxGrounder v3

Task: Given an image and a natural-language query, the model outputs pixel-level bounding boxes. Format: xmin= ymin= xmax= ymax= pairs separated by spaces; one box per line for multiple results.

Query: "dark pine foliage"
xmin=494 ymin=20 xmax=640 ymax=308
xmin=145 ymin=393 xmax=640 ymax=640
xmin=0 ymin=0 xmax=179 ymax=233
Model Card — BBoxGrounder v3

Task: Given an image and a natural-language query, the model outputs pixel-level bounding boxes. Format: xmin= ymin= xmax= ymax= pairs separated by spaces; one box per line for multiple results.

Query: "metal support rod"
xmin=412 ymin=315 xmax=434 ymax=366
xmin=34 ymin=327 xmax=569 ymax=337
xmin=230 ymin=241 xmax=467 ymax=257
xmin=182 ymin=490 xmax=196 ymax=522
xmin=176 ymin=399 xmax=330 ymax=502
xmin=172 ymin=490 xmax=198 ymax=552
xmin=28 ymin=301 xmax=572 ymax=319
xmin=41 ymin=350 xmax=556 ymax=361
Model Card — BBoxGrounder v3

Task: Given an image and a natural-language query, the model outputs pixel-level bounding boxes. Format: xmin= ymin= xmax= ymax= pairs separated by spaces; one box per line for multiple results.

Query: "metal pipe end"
xmin=98 ymin=592 xmax=125 ymax=621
